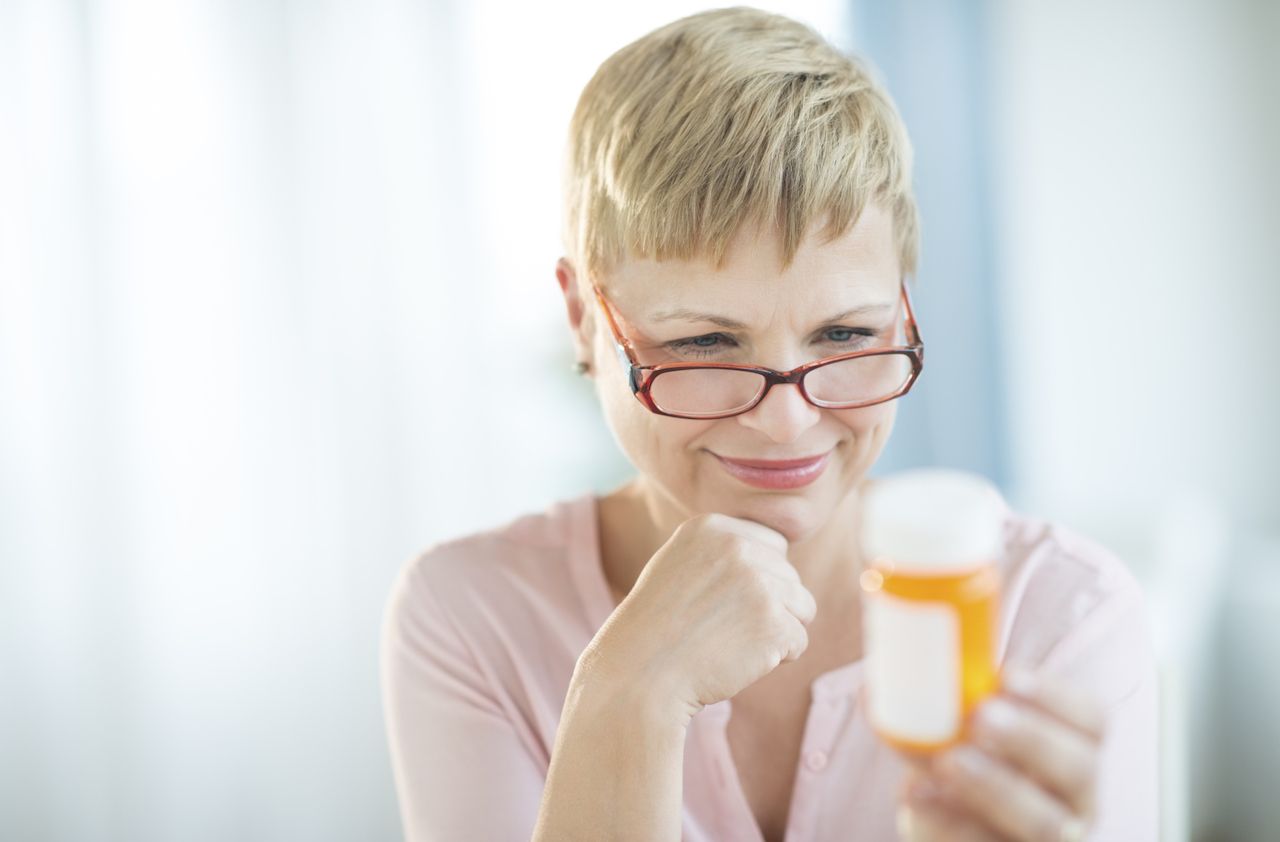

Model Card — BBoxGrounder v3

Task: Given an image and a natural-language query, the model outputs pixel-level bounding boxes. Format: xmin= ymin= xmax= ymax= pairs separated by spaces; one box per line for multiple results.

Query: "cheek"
xmin=596 ymin=382 xmax=714 ymax=463
xmin=834 ymin=400 xmax=896 ymax=433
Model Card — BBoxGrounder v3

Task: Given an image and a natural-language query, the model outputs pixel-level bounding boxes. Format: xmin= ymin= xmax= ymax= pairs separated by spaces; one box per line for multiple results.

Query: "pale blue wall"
xmin=846 ymin=0 xmax=1011 ymax=491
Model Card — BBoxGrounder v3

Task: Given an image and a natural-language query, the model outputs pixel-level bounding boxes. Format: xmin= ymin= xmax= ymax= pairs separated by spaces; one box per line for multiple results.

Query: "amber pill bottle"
xmin=858 ymin=468 xmax=1005 ymax=755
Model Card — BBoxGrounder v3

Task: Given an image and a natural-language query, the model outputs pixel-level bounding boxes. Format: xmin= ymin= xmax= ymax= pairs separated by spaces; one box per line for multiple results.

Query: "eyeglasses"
xmin=589 ymin=277 xmax=925 ymax=419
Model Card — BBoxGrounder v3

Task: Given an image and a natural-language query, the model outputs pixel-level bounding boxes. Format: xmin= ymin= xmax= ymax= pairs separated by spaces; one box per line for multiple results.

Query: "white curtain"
xmin=0 ymin=2 xmax=852 ymax=839
xmin=10 ymin=2 xmax=1274 ymax=839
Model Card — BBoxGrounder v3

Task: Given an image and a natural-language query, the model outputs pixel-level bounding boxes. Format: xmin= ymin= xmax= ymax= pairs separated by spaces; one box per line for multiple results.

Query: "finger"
xmin=899 ymin=765 xmax=933 ymax=802
xmin=756 ymin=557 xmax=803 ymax=587
xmin=779 ymin=611 xmax=810 ymax=661
xmin=898 ymin=800 xmax=1003 ymax=842
xmin=1002 ymin=666 xmax=1107 ymax=740
xmin=728 ymin=517 xmax=790 ymax=553
xmin=933 ymin=745 xmax=1082 ymax=842
xmin=969 ymin=696 xmax=1098 ymax=817
xmin=780 ymin=580 xmax=817 ymax=624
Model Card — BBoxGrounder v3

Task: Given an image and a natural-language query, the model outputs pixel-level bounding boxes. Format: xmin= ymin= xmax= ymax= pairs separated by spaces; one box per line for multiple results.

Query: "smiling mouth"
xmin=711 ymin=450 xmax=832 ymax=469
xmin=709 ymin=449 xmax=832 ymax=490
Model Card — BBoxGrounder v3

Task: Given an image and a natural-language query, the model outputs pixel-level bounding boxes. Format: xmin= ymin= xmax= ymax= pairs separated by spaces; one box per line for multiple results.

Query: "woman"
xmin=381 ymin=8 xmax=1157 ymax=841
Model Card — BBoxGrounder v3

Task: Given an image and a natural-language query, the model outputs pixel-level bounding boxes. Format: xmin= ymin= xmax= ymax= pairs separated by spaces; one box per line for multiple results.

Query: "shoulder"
xmin=382 ymin=492 xmax=594 ymax=650
xmin=998 ymin=506 xmax=1155 ymax=705
xmin=380 ymin=494 xmax=599 ymax=747
xmin=1001 ymin=507 xmax=1146 ymax=624
xmin=394 ymin=499 xmax=570 ymax=593
xmin=1000 ymin=504 xmax=1148 ymax=629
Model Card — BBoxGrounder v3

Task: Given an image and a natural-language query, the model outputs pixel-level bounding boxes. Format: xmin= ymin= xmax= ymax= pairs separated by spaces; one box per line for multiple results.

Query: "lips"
xmin=714 ymin=453 xmax=830 ymax=470
xmin=710 ymin=449 xmax=832 ymax=490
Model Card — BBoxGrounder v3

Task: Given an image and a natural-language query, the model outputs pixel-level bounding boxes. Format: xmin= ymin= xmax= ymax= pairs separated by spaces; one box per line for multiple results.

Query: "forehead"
xmin=604 ymin=203 xmax=900 ymax=316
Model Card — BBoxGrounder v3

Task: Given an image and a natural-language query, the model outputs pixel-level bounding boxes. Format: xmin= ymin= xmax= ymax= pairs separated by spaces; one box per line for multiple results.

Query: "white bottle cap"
xmin=860 ymin=468 xmax=1007 ymax=572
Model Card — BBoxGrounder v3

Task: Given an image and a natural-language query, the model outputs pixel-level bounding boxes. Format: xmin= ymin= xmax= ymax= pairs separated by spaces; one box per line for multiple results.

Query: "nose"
xmin=734 ymin=380 xmax=822 ymax=443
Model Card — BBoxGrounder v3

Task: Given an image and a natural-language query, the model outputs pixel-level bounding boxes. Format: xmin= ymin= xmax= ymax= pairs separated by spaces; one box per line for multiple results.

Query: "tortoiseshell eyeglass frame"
xmin=588 ymin=277 xmax=926 ymax=420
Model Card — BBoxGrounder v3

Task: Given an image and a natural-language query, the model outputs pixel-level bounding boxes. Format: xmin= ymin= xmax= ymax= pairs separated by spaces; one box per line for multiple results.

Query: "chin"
xmin=713 ymin=486 xmax=834 ymax=542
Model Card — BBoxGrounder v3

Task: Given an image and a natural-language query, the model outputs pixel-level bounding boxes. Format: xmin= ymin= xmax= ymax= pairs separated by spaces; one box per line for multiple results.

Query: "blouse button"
xmin=804 ymin=750 xmax=829 ymax=772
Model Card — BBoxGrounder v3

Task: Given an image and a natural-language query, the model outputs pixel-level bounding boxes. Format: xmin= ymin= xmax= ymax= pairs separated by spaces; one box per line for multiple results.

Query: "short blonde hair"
xmin=562 ymin=6 xmax=919 ymax=285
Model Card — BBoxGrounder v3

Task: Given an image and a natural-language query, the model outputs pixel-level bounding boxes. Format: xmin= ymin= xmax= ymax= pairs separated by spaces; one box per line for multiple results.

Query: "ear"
xmin=555 ymin=257 xmax=595 ymax=374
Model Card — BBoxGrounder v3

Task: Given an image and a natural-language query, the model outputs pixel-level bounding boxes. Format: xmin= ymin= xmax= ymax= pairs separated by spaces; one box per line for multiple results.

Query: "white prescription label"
xmin=865 ymin=591 xmax=960 ymax=743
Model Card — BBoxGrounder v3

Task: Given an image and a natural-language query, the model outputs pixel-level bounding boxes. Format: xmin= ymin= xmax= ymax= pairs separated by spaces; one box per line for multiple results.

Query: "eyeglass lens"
xmin=647 ymin=352 xmax=914 ymax=417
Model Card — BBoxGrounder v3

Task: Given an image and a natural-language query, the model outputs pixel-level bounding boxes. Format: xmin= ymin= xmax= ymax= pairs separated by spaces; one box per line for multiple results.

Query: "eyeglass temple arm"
xmin=591 ymin=282 xmax=643 ymax=373
xmin=900 ymin=278 xmax=924 ymax=354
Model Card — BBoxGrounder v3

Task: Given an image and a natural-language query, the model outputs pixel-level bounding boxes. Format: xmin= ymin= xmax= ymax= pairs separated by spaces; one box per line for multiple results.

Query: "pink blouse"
xmin=380 ymin=489 xmax=1158 ymax=841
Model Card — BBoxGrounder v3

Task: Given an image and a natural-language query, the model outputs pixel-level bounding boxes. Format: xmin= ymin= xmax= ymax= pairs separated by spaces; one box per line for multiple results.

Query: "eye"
xmin=663 ymin=333 xmax=738 ymax=358
xmin=663 ymin=327 xmax=880 ymax=360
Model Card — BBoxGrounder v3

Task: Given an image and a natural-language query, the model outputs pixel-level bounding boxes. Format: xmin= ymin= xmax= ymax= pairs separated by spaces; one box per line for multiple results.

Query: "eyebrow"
xmin=648 ymin=302 xmax=895 ymax=329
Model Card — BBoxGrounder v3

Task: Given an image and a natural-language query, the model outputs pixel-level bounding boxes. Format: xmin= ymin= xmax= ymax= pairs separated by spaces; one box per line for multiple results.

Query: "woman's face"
xmin=558 ymin=203 xmax=904 ymax=543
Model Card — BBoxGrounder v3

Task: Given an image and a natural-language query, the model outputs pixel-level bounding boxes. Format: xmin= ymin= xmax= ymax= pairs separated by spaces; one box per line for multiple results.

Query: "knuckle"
xmin=701 ymin=511 xmax=733 ymax=530
xmin=1032 ymin=816 xmax=1065 ymax=842
xmin=1066 ymin=753 xmax=1097 ymax=796
xmin=681 ymin=512 xmax=720 ymax=536
xmin=725 ymin=532 xmax=756 ymax=558
xmin=771 ymin=558 xmax=801 ymax=582
xmin=739 ymin=569 xmax=775 ymax=613
xmin=688 ymin=511 xmax=725 ymax=532
xmin=765 ymin=601 xmax=791 ymax=635
xmin=747 ymin=564 xmax=776 ymax=595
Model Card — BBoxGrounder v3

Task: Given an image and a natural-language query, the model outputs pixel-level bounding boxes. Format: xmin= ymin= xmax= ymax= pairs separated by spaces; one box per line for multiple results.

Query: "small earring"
xmin=573 ymin=360 xmax=591 ymax=376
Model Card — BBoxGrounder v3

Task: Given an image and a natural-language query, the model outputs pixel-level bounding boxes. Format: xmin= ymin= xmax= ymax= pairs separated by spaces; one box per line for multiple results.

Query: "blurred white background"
xmin=1 ymin=1 xmax=1276 ymax=840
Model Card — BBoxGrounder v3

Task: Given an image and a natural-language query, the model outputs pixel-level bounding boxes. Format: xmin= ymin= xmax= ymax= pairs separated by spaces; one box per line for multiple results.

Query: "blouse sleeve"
xmin=380 ymin=559 xmax=546 ymax=841
xmin=1036 ymin=572 xmax=1160 ymax=842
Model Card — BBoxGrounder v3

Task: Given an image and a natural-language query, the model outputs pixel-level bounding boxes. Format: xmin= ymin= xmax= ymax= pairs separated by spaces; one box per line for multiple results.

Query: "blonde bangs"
xmin=562 ymin=7 xmax=920 ymax=285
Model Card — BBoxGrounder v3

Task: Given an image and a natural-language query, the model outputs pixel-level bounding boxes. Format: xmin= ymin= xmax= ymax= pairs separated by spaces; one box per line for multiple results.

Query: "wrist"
xmin=570 ymin=649 xmax=698 ymax=732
